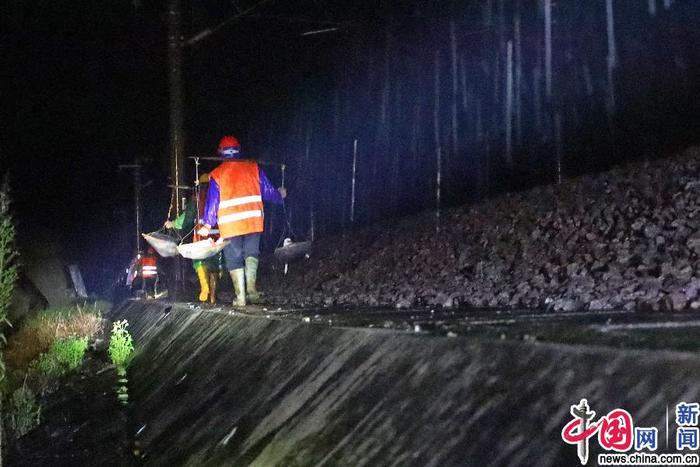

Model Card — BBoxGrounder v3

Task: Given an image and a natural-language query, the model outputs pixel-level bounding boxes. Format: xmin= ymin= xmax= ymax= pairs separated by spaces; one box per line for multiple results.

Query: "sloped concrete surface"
xmin=113 ymin=301 xmax=700 ymax=466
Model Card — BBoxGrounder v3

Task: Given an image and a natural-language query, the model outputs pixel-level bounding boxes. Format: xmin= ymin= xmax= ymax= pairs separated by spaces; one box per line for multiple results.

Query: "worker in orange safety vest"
xmin=126 ymin=246 xmax=159 ymax=298
xmin=197 ymin=136 xmax=286 ymax=307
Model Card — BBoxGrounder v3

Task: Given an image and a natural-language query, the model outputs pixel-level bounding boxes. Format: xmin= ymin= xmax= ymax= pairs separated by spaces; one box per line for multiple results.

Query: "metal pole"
xmin=434 ymin=51 xmax=442 ymax=233
xmin=134 ymin=162 xmax=142 ymax=253
xmin=186 ymin=156 xmax=285 ymax=167
xmin=118 ymin=163 xmax=143 ymax=256
xmin=168 ymin=0 xmax=185 ymax=217
xmin=350 ymin=139 xmax=357 ymax=224
xmin=544 ymin=0 xmax=552 ymax=100
xmin=168 ymin=0 xmax=185 ymax=293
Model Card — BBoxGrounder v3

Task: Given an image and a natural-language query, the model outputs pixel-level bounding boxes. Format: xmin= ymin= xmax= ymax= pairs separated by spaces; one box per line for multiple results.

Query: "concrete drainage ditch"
xmin=103 ymin=301 xmax=700 ymax=466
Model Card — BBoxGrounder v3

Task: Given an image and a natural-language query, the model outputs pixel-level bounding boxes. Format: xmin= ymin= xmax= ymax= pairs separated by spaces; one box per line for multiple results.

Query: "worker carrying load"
xmin=165 ymin=174 xmax=224 ymax=304
xmin=197 ymin=135 xmax=287 ymax=307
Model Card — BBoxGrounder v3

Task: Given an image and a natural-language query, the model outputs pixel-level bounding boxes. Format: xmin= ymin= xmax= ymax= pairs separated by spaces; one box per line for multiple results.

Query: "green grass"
xmin=6 ymin=381 xmax=40 ymax=438
xmin=30 ymin=336 xmax=89 ymax=377
xmin=31 ymin=352 xmax=61 ymax=377
xmin=3 ymin=304 xmax=101 ymax=443
xmin=0 ymin=179 xmax=18 ymax=387
xmin=52 ymin=337 xmax=89 ymax=370
xmin=6 ymin=305 xmax=101 ymax=370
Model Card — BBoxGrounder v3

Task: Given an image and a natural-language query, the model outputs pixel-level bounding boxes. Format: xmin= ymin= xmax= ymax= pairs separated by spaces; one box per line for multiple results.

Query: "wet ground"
xmin=308 ymin=308 xmax=700 ymax=352
xmin=9 ymin=301 xmax=700 ymax=466
xmin=190 ymin=299 xmax=700 ymax=353
xmin=7 ymin=354 xmax=138 ymax=467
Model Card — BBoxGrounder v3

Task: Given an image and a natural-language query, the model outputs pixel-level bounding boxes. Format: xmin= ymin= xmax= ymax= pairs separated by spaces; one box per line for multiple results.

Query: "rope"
xmin=167 ymin=187 xmax=175 ymax=223
xmin=161 ymin=157 xmax=199 ymax=243
xmin=275 ymin=163 xmax=300 ymax=249
xmin=194 ymin=157 xmax=202 ymax=226
xmin=178 ymin=225 xmax=196 ymax=246
xmin=276 ymin=201 xmax=291 ymax=248
xmin=152 ymin=223 xmax=183 ymax=241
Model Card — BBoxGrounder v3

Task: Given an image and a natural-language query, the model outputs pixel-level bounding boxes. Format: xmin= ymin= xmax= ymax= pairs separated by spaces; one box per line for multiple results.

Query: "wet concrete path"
xmin=194 ymin=302 xmax=700 ymax=352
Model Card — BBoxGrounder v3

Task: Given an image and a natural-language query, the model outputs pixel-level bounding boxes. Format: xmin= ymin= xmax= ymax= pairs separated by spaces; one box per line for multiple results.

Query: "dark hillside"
xmin=264 ymin=146 xmax=700 ymax=312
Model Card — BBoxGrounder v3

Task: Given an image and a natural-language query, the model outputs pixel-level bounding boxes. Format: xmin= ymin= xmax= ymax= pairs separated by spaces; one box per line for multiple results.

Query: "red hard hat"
xmin=218 ymin=135 xmax=240 ymax=151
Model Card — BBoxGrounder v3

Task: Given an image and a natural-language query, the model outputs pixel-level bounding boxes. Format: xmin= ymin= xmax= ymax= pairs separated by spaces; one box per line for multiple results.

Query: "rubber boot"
xmin=208 ymin=272 xmax=218 ymax=304
xmin=195 ymin=265 xmax=209 ymax=302
xmin=230 ymin=268 xmax=246 ymax=307
xmin=245 ymin=257 xmax=261 ymax=303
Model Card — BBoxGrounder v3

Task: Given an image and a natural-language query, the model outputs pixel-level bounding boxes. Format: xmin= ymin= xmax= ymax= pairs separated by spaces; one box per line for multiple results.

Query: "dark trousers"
xmin=223 ymin=233 xmax=260 ymax=270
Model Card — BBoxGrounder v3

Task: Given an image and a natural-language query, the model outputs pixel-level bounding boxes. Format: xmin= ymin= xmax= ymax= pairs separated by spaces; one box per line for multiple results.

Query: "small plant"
xmin=6 ymin=381 xmax=41 ymax=438
xmin=108 ymin=320 xmax=134 ymax=367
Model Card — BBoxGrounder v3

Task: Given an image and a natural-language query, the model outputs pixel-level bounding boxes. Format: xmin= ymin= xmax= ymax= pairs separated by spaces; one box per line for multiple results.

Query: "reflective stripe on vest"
xmin=210 ymin=161 xmax=264 ymax=238
xmin=142 ymin=265 xmax=158 ymax=277
xmin=219 ymin=209 xmax=263 ymax=225
xmin=219 ymin=195 xmax=262 ymax=209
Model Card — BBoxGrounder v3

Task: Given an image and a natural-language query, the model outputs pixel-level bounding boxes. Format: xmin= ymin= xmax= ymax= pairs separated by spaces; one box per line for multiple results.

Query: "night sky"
xmin=3 ymin=0 xmax=700 ymax=292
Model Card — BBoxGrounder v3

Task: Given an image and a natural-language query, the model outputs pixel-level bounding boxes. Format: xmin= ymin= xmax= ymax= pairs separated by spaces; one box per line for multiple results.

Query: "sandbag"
xmin=142 ymin=232 xmax=179 ymax=257
xmin=177 ymin=238 xmax=229 ymax=260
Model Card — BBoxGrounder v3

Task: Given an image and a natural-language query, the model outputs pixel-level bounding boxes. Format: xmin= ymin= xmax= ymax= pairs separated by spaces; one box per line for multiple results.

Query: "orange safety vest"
xmin=210 ymin=161 xmax=264 ymax=239
xmin=140 ymin=255 xmax=158 ymax=277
